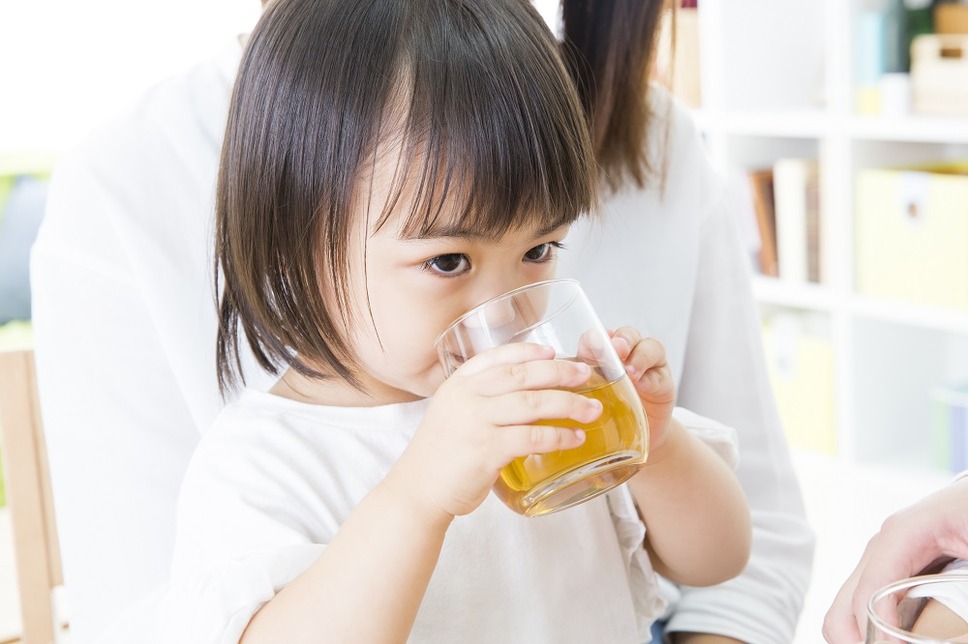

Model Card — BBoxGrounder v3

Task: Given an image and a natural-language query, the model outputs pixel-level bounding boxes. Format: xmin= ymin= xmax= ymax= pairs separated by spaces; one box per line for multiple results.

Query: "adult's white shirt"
xmin=31 ymin=43 xmax=814 ymax=644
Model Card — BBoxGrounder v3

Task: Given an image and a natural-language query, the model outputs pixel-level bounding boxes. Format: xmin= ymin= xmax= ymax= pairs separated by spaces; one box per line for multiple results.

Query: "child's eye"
xmin=524 ymin=241 xmax=564 ymax=263
xmin=425 ymin=253 xmax=470 ymax=276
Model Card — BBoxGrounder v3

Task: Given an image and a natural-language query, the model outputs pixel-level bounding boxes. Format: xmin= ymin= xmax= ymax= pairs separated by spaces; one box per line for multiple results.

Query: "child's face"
xmin=341 ymin=210 xmax=570 ymax=404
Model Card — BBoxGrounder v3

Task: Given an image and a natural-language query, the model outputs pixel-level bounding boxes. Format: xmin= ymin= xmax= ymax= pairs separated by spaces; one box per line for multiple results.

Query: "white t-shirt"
xmin=32 ymin=43 xmax=813 ymax=644
xmin=158 ymin=391 xmax=733 ymax=643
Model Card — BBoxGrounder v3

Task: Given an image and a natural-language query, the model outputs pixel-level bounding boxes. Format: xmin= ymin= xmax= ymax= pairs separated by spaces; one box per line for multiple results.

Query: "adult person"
xmin=30 ymin=1 xmax=814 ymax=641
xmin=823 ymin=475 xmax=968 ymax=642
xmin=555 ymin=2 xmax=813 ymax=641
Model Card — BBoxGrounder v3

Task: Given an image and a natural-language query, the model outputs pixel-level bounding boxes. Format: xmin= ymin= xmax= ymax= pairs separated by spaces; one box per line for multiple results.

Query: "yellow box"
xmin=762 ymin=314 xmax=836 ymax=455
xmin=855 ymin=164 xmax=968 ymax=310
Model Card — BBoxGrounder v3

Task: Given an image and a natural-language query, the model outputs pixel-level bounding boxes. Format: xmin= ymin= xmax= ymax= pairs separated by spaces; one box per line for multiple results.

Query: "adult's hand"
xmin=823 ymin=477 xmax=968 ymax=643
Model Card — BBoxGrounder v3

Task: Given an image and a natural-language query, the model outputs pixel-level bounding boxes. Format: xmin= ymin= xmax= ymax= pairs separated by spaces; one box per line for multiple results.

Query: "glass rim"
xmin=867 ymin=572 xmax=968 ymax=642
xmin=433 ymin=277 xmax=581 ymax=349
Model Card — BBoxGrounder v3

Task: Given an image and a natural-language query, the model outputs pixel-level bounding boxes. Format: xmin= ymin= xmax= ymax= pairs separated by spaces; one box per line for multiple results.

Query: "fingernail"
xmin=614 ymin=337 xmax=629 ymax=352
xmin=576 ymin=362 xmax=591 ymax=374
xmin=574 ymin=429 xmax=586 ymax=443
xmin=625 ymin=364 xmax=637 ymax=376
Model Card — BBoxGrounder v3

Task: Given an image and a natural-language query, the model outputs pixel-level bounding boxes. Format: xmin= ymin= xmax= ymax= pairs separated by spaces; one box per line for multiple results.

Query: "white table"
xmin=792 ymin=450 xmax=953 ymax=643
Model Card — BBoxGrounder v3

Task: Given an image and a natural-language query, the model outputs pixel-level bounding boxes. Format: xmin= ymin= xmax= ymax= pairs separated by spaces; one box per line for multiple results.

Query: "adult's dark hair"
xmin=215 ymin=0 xmax=595 ymax=394
xmin=561 ymin=0 xmax=668 ymax=193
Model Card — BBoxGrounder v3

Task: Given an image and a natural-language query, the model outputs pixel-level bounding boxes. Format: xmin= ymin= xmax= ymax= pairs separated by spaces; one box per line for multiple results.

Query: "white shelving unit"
xmin=694 ymin=3 xmax=968 ymax=640
xmin=697 ymin=0 xmax=968 ymax=470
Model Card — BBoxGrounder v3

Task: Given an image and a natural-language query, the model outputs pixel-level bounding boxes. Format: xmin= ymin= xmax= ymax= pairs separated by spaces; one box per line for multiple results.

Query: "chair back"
xmin=0 ymin=349 xmax=63 ymax=644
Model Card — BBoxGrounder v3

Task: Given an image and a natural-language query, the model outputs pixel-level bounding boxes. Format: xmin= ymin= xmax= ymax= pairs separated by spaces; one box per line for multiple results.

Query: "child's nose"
xmin=460 ymin=297 xmax=518 ymax=341
xmin=478 ymin=297 xmax=518 ymax=329
xmin=458 ymin=286 xmax=528 ymax=347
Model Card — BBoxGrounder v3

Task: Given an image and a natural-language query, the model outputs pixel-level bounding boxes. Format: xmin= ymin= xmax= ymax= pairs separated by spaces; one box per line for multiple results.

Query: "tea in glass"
xmin=435 ymin=279 xmax=650 ymax=516
xmin=494 ymin=366 xmax=647 ymax=516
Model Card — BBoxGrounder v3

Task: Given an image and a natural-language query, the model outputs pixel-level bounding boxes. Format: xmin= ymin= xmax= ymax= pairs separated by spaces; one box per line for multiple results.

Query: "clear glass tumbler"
xmin=867 ymin=574 xmax=968 ymax=643
xmin=435 ymin=278 xmax=649 ymax=517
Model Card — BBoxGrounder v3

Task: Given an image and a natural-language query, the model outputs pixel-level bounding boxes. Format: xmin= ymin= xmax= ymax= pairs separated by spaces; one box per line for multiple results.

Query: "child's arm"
xmin=912 ymin=597 xmax=968 ymax=642
xmin=240 ymin=342 xmax=598 ymax=644
xmin=239 ymin=470 xmax=451 ymax=643
xmin=610 ymin=328 xmax=752 ymax=588
xmin=628 ymin=418 xmax=751 ymax=587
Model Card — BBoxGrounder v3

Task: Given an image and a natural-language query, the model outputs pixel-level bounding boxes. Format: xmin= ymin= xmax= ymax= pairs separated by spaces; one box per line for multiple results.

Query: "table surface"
xmin=792 ymin=452 xmax=952 ymax=643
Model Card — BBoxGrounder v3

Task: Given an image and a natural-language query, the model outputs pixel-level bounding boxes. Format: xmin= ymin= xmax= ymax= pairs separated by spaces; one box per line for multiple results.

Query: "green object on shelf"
xmin=0 ymin=151 xmax=56 ymax=230
xmin=0 ymin=320 xmax=32 ymax=351
xmin=904 ymin=5 xmax=935 ymax=72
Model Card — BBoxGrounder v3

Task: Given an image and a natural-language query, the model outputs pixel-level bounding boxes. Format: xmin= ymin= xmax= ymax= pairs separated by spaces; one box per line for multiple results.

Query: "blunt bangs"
xmin=372 ymin=1 xmax=596 ymax=241
xmin=215 ymin=0 xmax=595 ymax=393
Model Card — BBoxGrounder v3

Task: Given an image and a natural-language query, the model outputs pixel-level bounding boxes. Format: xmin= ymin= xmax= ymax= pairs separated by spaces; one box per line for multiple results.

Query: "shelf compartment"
xmin=851 ymin=295 xmax=968 ymax=336
xmin=753 ymin=276 xmax=838 ymax=312
xmin=849 ymin=115 xmax=968 ymax=144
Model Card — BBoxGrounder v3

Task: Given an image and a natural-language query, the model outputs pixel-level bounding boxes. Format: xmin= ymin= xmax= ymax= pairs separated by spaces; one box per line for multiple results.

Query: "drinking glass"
xmin=435 ymin=278 xmax=649 ymax=517
xmin=867 ymin=574 xmax=968 ymax=643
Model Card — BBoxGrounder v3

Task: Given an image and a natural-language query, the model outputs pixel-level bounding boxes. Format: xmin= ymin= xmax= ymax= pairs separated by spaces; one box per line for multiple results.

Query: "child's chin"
xmin=418 ymin=373 xmax=447 ymax=397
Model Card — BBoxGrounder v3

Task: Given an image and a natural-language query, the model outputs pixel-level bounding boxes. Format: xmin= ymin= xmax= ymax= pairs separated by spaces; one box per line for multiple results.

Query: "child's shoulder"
xmin=199 ymin=388 xmax=345 ymax=454
xmin=180 ymin=390 xmax=429 ymax=513
xmin=194 ymin=389 xmax=430 ymax=467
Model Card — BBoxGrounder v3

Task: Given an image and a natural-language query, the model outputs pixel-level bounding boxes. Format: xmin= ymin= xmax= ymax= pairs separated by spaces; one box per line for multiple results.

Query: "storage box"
xmin=855 ymin=164 xmax=968 ymax=310
xmin=911 ymin=34 xmax=968 ymax=115
xmin=762 ymin=313 xmax=836 ymax=455
xmin=935 ymin=3 xmax=968 ymax=35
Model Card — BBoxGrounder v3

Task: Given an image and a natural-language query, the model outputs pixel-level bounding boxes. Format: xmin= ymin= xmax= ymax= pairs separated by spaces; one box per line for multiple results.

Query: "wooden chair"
xmin=0 ymin=350 xmax=63 ymax=644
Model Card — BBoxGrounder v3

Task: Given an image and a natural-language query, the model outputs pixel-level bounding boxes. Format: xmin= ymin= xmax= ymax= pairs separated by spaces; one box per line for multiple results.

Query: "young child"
xmin=158 ymin=0 xmax=752 ymax=642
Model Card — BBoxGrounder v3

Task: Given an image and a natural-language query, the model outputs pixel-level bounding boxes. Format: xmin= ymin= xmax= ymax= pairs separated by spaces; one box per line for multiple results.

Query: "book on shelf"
xmin=655 ymin=5 xmax=701 ymax=108
xmin=773 ymin=158 xmax=821 ymax=285
xmin=747 ymin=168 xmax=779 ymax=278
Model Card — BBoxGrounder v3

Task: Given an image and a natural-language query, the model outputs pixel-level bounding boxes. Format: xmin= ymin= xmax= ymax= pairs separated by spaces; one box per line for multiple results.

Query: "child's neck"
xmin=269 ymin=367 xmax=423 ymax=408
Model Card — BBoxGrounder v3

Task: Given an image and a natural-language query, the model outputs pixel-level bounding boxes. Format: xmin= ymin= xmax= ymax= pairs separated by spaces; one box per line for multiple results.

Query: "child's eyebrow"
xmin=400 ymin=221 xmax=570 ymax=242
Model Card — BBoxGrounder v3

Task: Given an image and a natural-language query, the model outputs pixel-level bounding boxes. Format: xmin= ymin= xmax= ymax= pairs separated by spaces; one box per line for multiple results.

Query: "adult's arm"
xmin=30 ymin=48 xmax=249 ymax=642
xmin=665 ymin=182 xmax=815 ymax=643
xmin=30 ymin=150 xmax=201 ymax=642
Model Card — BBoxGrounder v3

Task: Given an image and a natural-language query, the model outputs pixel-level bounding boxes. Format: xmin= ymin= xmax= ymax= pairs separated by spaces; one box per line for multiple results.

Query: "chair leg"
xmin=0 ymin=351 xmax=57 ymax=644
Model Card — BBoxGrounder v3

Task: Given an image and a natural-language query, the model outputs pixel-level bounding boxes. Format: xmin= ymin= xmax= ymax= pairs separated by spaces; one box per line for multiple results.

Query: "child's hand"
xmin=394 ymin=343 xmax=602 ymax=521
xmin=609 ymin=327 xmax=676 ymax=455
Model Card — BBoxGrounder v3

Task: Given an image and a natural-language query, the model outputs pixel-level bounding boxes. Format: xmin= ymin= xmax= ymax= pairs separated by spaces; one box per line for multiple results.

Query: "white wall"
xmin=0 ymin=0 xmax=262 ymax=153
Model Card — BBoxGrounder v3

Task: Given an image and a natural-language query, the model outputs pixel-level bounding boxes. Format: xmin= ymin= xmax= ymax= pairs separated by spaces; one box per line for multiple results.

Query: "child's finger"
xmin=498 ymin=424 xmax=586 ymax=459
xmin=474 ymin=358 xmax=591 ymax=396
xmin=575 ymin=328 xmax=612 ymax=364
xmin=451 ymin=342 xmax=554 ymax=378
xmin=490 ymin=389 xmax=602 ymax=427
xmin=610 ymin=326 xmax=644 ymax=361
xmin=623 ymin=335 xmax=667 ymax=381
xmin=635 ymin=364 xmax=676 ymax=405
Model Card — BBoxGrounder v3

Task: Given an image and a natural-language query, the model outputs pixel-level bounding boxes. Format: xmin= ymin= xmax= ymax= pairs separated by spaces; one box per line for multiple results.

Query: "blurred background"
xmin=4 ymin=0 xmax=968 ymax=642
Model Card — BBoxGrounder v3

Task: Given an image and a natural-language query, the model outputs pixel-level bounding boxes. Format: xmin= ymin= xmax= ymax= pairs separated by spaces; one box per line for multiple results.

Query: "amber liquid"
xmin=493 ymin=369 xmax=649 ymax=516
